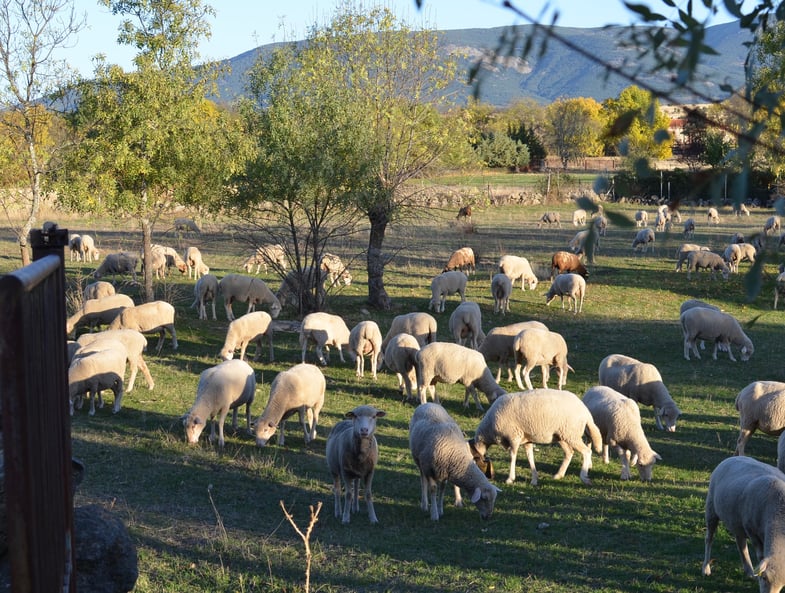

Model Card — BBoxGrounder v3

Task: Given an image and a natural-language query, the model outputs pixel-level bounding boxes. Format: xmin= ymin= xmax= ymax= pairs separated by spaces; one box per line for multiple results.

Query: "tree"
xmin=53 ymin=0 xmax=244 ymax=301
xmin=602 ymin=85 xmax=672 ymax=161
xmin=545 ymin=97 xmax=603 ymax=169
xmin=0 ymin=0 xmax=84 ymax=265
xmin=475 ymin=132 xmax=530 ymax=171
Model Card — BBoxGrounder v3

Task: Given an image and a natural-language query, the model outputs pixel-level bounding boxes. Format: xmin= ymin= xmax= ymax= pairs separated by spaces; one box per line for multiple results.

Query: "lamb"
xmin=415 ymin=341 xmax=506 ymax=410
xmin=410 ymin=403 xmax=500 ymax=521
xmin=326 ymin=404 xmax=386 ymax=524
xmin=537 ymin=211 xmax=561 ymax=228
xmin=382 ymin=332 xmax=420 ymax=401
xmin=442 ymin=247 xmax=476 ymax=275
xmin=380 ymin=312 xmax=437 ymax=352
xmin=581 ymin=385 xmax=661 ymax=481
xmin=242 ymin=243 xmax=287 ymax=274
xmin=320 ymin=252 xmax=352 ymax=286
xmin=765 ymin=215 xmax=782 ymax=235
xmin=470 ymin=389 xmax=603 ymax=485
xmin=68 ymin=344 xmax=126 ymax=416
xmin=598 ymin=353 xmax=681 ymax=431
xmin=218 ymin=274 xmax=282 ymax=321
xmin=632 ymin=228 xmax=655 ymax=253
xmin=66 ymin=293 xmax=135 ymax=335
xmin=347 ymin=320 xmax=383 ymax=379
xmin=299 ymin=312 xmax=351 ymax=366
xmin=707 ymin=206 xmax=720 ymax=224
xmin=182 ymin=359 xmax=255 ymax=449
xmin=428 ymin=270 xmax=467 ymax=313
xmin=82 ymin=280 xmax=115 ymax=302
xmin=219 ymin=311 xmax=274 ymax=362
xmin=253 ymin=363 xmax=325 ymax=447
xmin=550 ymin=250 xmax=588 ymax=279
xmin=674 ymin=243 xmax=710 ymax=272
xmin=545 ymin=272 xmax=586 ymax=314
xmin=93 ymin=252 xmax=139 ymax=282
xmin=572 ymin=208 xmax=587 ymax=226
xmin=184 ymin=246 xmax=209 ymax=279
xmin=683 ymin=218 xmax=695 ymax=238
xmin=702 ymin=455 xmax=785 ymax=592
xmin=448 ymin=300 xmax=485 ymax=350
xmin=174 ymin=217 xmax=201 ymax=233
xmin=634 ymin=210 xmax=648 ymax=227
xmin=775 ymin=271 xmax=785 ymax=309
xmin=686 ymin=250 xmax=730 ymax=280
xmin=79 ymin=234 xmax=100 ymax=262
xmin=69 ymin=234 xmax=81 ymax=261
xmin=680 ymin=307 xmax=754 ymax=362
xmin=498 ymin=254 xmax=538 ymax=290
xmin=76 ymin=328 xmax=154 ymax=393
xmin=478 ymin=320 xmax=548 ymax=383
xmin=192 ymin=273 xmax=218 ymax=320
xmin=512 ymin=327 xmax=572 ymax=391
xmin=490 ymin=273 xmax=512 ymax=315
xmin=108 ymin=300 xmax=178 ymax=355
xmin=733 ymin=381 xmax=785 ymax=456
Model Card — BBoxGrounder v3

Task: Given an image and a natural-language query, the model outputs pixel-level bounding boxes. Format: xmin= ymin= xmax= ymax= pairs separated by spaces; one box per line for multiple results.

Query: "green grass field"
xmin=3 ymin=198 xmax=784 ymax=593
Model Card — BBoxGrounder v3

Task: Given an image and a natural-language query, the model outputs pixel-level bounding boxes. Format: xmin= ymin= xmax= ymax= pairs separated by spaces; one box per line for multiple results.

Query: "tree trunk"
xmin=366 ymin=205 xmax=391 ymax=310
xmin=142 ymin=219 xmax=154 ymax=303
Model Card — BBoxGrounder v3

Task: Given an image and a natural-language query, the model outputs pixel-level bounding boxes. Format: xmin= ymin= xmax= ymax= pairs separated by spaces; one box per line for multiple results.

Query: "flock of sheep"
xmin=62 ymin=203 xmax=785 ymax=592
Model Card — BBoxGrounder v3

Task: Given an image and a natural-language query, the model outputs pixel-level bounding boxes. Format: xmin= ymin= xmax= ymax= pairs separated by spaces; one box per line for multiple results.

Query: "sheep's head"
xmin=253 ymin=420 xmax=278 ymax=447
xmin=183 ymin=413 xmax=205 ymax=444
xmin=346 ymin=405 xmax=385 ymax=438
xmin=471 ymin=485 xmax=501 ymax=520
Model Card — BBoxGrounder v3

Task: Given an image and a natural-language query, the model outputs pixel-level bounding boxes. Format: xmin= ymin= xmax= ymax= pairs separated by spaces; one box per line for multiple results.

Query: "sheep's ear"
xmin=471 ymin=487 xmax=482 ymax=503
xmin=654 ymin=451 xmax=662 ymax=461
xmin=754 ymin=558 xmax=769 ymax=578
xmin=345 ymin=411 xmax=356 ymax=419
xmin=375 ymin=410 xmax=386 ymax=418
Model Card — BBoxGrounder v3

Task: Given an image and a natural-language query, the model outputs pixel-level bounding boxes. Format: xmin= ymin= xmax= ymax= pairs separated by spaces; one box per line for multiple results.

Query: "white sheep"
xmin=218 ymin=274 xmax=282 ymax=321
xmin=320 ymin=252 xmax=352 ymax=286
xmin=326 ymin=404 xmax=386 ymax=524
xmin=723 ymin=242 xmax=756 ymax=273
xmin=174 ymin=217 xmax=201 ymax=233
xmin=253 ymin=363 xmax=325 ymax=447
xmin=471 ymin=389 xmax=602 ymax=485
xmin=674 ymin=243 xmax=710 ymax=272
xmin=572 ymin=208 xmax=587 ymax=226
xmin=76 ymin=328 xmax=154 ymax=393
xmin=66 ymin=293 xmax=135 ymax=335
xmin=537 ymin=211 xmax=561 ymax=228
xmin=654 ymin=209 xmax=670 ymax=232
xmin=632 ymin=228 xmax=655 ymax=253
xmin=733 ymin=202 xmax=751 ymax=216
xmin=680 ymin=307 xmax=754 ymax=362
xmin=448 ymin=300 xmax=485 ymax=350
xmin=151 ymin=244 xmax=187 ymax=275
xmin=490 ymin=273 xmax=512 ymax=315
xmin=478 ymin=320 xmax=549 ymax=383
xmin=409 ymin=402 xmax=500 ymax=521
xmin=765 ymin=215 xmax=782 ymax=235
xmin=634 ymin=210 xmax=648 ymax=227
xmin=428 ymin=270 xmax=468 ymax=313
xmin=68 ymin=344 xmax=126 ymax=416
xmin=192 ymin=273 xmax=219 ymax=320
xmin=512 ymin=327 xmax=571 ymax=391
xmin=382 ymin=332 xmax=420 ymax=401
xmin=182 ymin=359 xmax=255 ymax=449
xmin=93 ymin=252 xmax=138 ymax=282
xmin=498 ymin=254 xmax=538 ymax=291
xmin=581 ymin=385 xmax=661 ymax=481
xmin=347 ymin=320 xmax=383 ymax=379
xmin=568 ymin=229 xmax=600 ymax=261
xmin=545 ymin=272 xmax=586 ymax=314
xmin=380 ymin=312 xmax=437 ymax=352
xmin=243 ymin=243 xmax=287 ymax=274
xmin=686 ymin=250 xmax=730 ymax=280
xmin=146 ymin=247 xmax=168 ymax=279
xmin=276 ymin=266 xmax=326 ymax=309
xmin=733 ymin=381 xmax=785 ymax=456
xmin=707 ymin=206 xmax=720 ymax=224
xmin=69 ymin=234 xmax=82 ymax=261
xmin=679 ymin=298 xmax=721 ymax=351
xmin=598 ymin=353 xmax=681 ymax=431
xmin=219 ymin=311 xmax=274 ymax=362
xmin=443 ymin=247 xmax=476 ymax=275
xmin=683 ymin=217 xmax=695 ymax=238
xmin=184 ymin=246 xmax=209 ymax=279
xmin=299 ymin=312 xmax=351 ymax=366
xmin=702 ymin=455 xmax=785 ymax=592
xmin=82 ymin=281 xmax=115 ymax=302
xmin=775 ymin=271 xmax=785 ymax=309
xmin=108 ymin=300 xmax=178 ymax=355
xmin=594 ymin=215 xmax=607 ymax=236
xmin=79 ymin=233 xmax=100 ymax=262
xmin=415 ymin=341 xmax=506 ymax=410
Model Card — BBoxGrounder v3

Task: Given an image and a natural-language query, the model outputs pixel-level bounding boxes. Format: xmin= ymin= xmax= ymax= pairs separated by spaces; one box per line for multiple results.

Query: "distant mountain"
xmin=212 ymin=20 xmax=751 ymax=108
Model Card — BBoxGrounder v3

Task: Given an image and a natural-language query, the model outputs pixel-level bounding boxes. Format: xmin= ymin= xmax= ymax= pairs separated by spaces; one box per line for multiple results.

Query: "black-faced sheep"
xmin=192 ymin=273 xmax=219 ymax=321
xmin=347 ymin=320 xmax=383 ymax=380
xmin=490 ymin=273 xmax=512 ymax=315
xmin=218 ymin=274 xmax=282 ymax=321
xmin=448 ymin=300 xmax=485 ymax=350
xmin=478 ymin=320 xmax=549 ymax=383
xmin=545 ymin=273 xmax=586 ymax=314
xmin=107 ymin=300 xmax=178 ymax=355
xmin=380 ymin=312 xmax=437 ymax=353
xmin=299 ymin=312 xmax=351 ymax=366
xmin=734 ymin=381 xmax=785 ymax=456
xmin=383 ymin=332 xmax=420 ymax=401
xmin=219 ymin=311 xmax=274 ymax=362
xmin=442 ymin=247 xmax=476 ymax=275
xmin=550 ymin=251 xmax=588 ymax=279
xmin=428 ymin=270 xmax=467 ymax=313
xmin=680 ymin=307 xmax=753 ymax=362
xmin=512 ymin=327 xmax=571 ymax=391
xmin=537 ymin=211 xmax=561 ymax=228
xmin=498 ymin=254 xmax=538 ymax=290
xmin=326 ymin=404 xmax=386 ymax=524
xmin=632 ymin=228 xmax=655 ymax=254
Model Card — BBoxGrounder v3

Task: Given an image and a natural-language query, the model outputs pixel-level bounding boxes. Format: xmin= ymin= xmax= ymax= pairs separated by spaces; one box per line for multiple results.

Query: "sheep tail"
xmin=586 ymin=420 xmax=603 ymax=454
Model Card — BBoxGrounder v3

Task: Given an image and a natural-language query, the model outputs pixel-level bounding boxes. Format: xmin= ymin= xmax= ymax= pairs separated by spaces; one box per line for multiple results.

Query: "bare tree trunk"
xmin=366 ymin=205 xmax=391 ymax=310
xmin=142 ymin=219 xmax=154 ymax=303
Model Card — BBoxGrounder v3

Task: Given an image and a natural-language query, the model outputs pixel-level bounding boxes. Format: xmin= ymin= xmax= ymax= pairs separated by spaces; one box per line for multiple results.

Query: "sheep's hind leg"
xmin=553 ymin=441 xmax=577 ymax=482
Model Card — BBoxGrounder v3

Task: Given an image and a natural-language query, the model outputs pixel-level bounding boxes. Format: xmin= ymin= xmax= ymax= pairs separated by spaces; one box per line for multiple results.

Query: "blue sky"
xmin=62 ymin=0 xmax=743 ymax=76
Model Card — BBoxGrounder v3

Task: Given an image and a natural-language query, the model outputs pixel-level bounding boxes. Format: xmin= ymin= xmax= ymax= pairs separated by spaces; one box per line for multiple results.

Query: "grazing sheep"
xmin=545 ymin=273 xmax=586 ymax=314
xmin=654 ymin=209 xmax=670 ymax=232
xmin=702 ymin=455 xmax=785 ymax=592
xmin=174 ymin=217 xmax=201 ymax=233
xmin=184 ymin=246 xmax=209 ymax=279
xmin=733 ymin=202 xmax=751 ymax=216
xmin=724 ymin=242 xmax=756 ymax=273
xmin=632 ymin=228 xmax=655 ymax=253
xmin=478 ymin=320 xmax=549 ymax=383
xmin=276 ymin=266 xmax=327 ymax=309
xmin=428 ymin=270 xmax=468 ymax=313
xmin=634 ymin=210 xmax=648 ymax=227
xmin=732 ymin=232 xmax=746 ymax=243
xmin=151 ymin=244 xmax=187 ymax=275
xmin=108 ymin=300 xmax=178 ymax=355
xmin=79 ymin=234 xmax=100 ymax=262
xmin=490 ymin=273 xmax=512 ymax=315
xmin=410 ymin=403 xmax=500 ymax=521
xmin=192 ymin=273 xmax=219 ymax=321
xmin=734 ymin=381 xmax=785 ymax=456
xmin=66 ymin=293 xmax=135 ymax=335
xmin=680 ymin=307 xmax=754 ymax=362
xmin=219 ymin=311 xmax=274 ymax=362
xmin=320 ymin=252 xmax=352 ymax=286
xmin=594 ymin=215 xmax=608 ymax=236
xmin=675 ymin=243 xmax=710 ymax=272
xmin=707 ymin=206 xmax=720 ymax=224
xmin=380 ymin=312 xmax=437 ymax=352
xmin=498 ymin=254 xmax=538 ymax=291
xmin=146 ymin=248 xmax=168 ymax=279
xmin=775 ymin=271 xmax=785 ymax=309
xmin=572 ymin=208 xmax=587 ymax=226
xmin=598 ymin=354 xmax=681 ymax=431
xmin=686 ymin=250 xmax=730 ymax=280
xmin=93 ymin=252 xmax=139 ymax=282
xmin=218 ymin=274 xmax=282 ymax=321
xmin=449 ymin=301 xmax=485 ymax=350
xmin=243 ymin=243 xmax=287 ymax=274
xmin=550 ymin=250 xmax=588 ymax=279
xmin=568 ymin=229 xmax=600 ymax=261
xmin=765 ymin=215 xmax=782 ymax=236
xmin=326 ymin=404 xmax=386 ymax=524
xmin=383 ymin=332 xmax=420 ymax=401
xmin=347 ymin=320 xmax=383 ymax=380
xmin=76 ymin=329 xmax=154 ymax=393
xmin=415 ymin=341 xmax=506 ymax=410
xmin=68 ymin=345 xmax=126 ymax=416
xmin=69 ymin=234 xmax=82 ymax=261
xmin=253 ymin=363 xmax=325 ymax=447
xmin=680 ymin=298 xmax=721 ymax=350
xmin=582 ymin=386 xmax=661 ymax=481
xmin=456 ymin=205 xmax=472 ymax=221
xmin=182 ymin=359 xmax=255 ymax=449
xmin=537 ymin=211 xmax=561 ymax=228
xmin=82 ymin=281 xmax=115 ymax=302
xmin=471 ymin=389 xmax=603 ymax=485
xmin=683 ymin=218 xmax=695 ymax=238
xmin=442 ymin=247 xmax=476 ymax=275
xmin=512 ymin=327 xmax=571 ymax=391
xmin=299 ymin=312 xmax=351 ymax=366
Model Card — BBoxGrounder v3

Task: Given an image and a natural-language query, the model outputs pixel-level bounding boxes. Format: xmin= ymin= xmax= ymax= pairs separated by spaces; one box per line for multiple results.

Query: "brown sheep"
xmin=442 ymin=247 xmax=476 ymax=275
xmin=456 ymin=205 xmax=472 ymax=221
xmin=550 ymin=250 xmax=588 ymax=279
